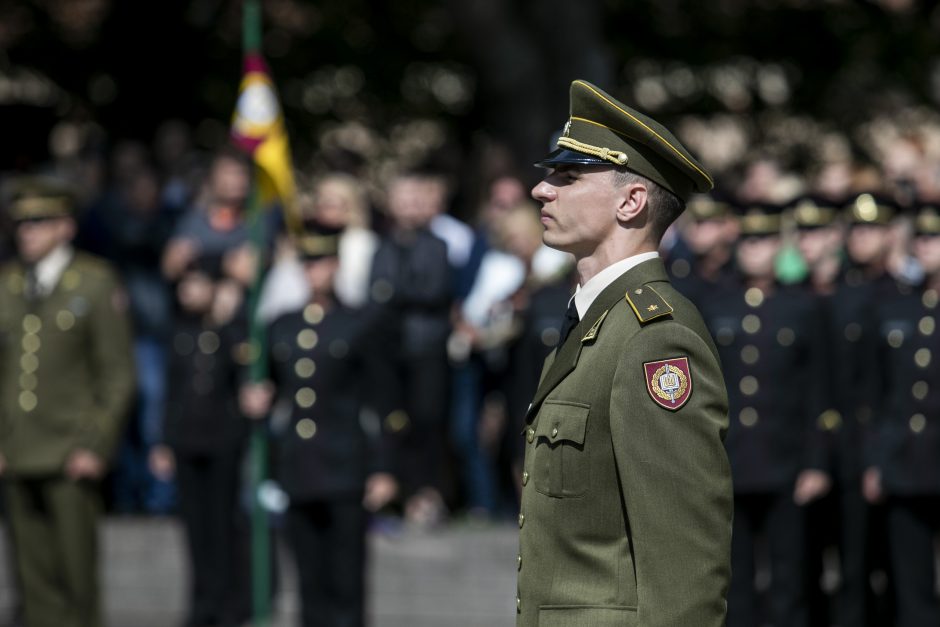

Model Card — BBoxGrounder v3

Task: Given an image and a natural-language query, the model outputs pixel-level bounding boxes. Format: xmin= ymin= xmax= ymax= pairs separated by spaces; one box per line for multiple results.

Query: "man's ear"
xmin=615 ymin=182 xmax=649 ymax=224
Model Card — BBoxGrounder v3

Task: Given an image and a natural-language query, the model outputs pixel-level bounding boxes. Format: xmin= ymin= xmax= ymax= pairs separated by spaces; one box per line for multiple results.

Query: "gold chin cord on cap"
xmin=557 ymin=136 xmax=629 ymax=166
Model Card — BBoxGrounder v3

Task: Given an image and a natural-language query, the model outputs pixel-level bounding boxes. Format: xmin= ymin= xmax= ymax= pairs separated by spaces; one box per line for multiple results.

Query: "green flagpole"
xmin=242 ymin=1 xmax=271 ymax=625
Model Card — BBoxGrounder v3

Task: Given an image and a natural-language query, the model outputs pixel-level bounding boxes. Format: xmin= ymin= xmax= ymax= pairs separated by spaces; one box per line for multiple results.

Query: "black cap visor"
xmin=534 ymin=148 xmax=610 ymax=169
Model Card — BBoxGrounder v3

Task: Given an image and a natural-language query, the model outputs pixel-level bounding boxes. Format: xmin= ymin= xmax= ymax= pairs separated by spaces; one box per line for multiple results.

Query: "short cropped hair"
xmin=610 ymin=168 xmax=685 ymax=241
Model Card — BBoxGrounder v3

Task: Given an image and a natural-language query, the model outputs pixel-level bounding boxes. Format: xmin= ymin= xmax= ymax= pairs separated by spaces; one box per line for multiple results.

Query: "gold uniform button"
xmin=518 ymin=513 xmax=525 ymax=528
xmin=22 ymin=314 xmax=42 ymax=334
xmin=20 ymin=353 xmax=39 ymax=373
xmin=21 ymin=334 xmax=40 ymax=353
xmin=296 ymin=418 xmax=317 ymax=439
xmin=912 ymin=381 xmax=929 ymax=400
xmin=741 ymin=345 xmax=759 ymax=364
xmin=522 ymin=471 xmax=529 ymax=486
xmin=295 ymin=387 xmax=317 ymax=408
xmin=294 ymin=358 xmax=316 ymax=378
xmin=517 ymin=554 xmax=522 ymax=571
xmin=19 ymin=373 xmax=37 ymax=391
xmin=740 ymin=376 xmax=759 ymax=396
xmin=744 ymin=287 xmax=765 ymax=308
xmin=198 ymin=331 xmax=221 ymax=354
xmin=739 ymin=407 xmax=758 ymax=427
xmin=516 ymin=597 xmax=521 ymax=612
xmin=817 ymin=410 xmax=842 ymax=431
xmin=297 ymin=329 xmax=319 ymax=350
xmin=910 ymin=414 xmax=927 ymax=434
xmin=919 ymin=316 xmax=935 ymax=336
xmin=19 ymin=390 xmax=37 ymax=412
xmin=742 ymin=314 xmax=761 ymax=334
xmin=551 ymin=426 xmax=559 ymax=438
xmin=777 ymin=328 xmax=796 ymax=346
xmin=526 ymin=428 xmax=535 ymax=443
xmin=56 ymin=310 xmax=76 ymax=331
xmin=924 ymin=289 xmax=939 ymax=309
xmin=303 ymin=303 xmax=325 ymax=325
xmin=915 ymin=348 xmax=932 ymax=369
xmin=887 ymin=329 xmax=904 ymax=348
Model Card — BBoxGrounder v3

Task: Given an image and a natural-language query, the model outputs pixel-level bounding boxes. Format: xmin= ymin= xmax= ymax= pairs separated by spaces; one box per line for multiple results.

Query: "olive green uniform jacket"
xmin=517 ymin=258 xmax=732 ymax=627
xmin=0 ymin=251 xmax=136 ymax=474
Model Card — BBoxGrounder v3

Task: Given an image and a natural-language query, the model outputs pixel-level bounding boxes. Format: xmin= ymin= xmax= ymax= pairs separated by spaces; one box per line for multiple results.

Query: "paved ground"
xmin=0 ymin=517 xmax=519 ymax=627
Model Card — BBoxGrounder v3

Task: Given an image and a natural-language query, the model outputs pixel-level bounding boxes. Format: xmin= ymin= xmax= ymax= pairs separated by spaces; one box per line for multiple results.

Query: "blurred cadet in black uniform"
xmin=667 ymin=191 xmax=738 ymax=308
xmin=790 ymin=196 xmax=870 ymax=627
xmin=839 ymin=193 xmax=904 ymax=625
xmin=701 ymin=203 xmax=832 ymax=627
xmin=148 ymin=254 xmax=250 ymax=627
xmin=864 ymin=203 xmax=940 ymax=627
xmin=241 ymin=222 xmax=401 ymax=627
xmin=0 ymin=178 xmax=135 ymax=627
xmin=369 ymin=171 xmax=451 ymax=525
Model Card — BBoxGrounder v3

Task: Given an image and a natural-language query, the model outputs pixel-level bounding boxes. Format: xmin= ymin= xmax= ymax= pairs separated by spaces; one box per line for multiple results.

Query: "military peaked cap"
xmin=789 ymin=195 xmax=841 ymax=229
xmin=844 ymin=192 xmax=898 ymax=226
xmin=915 ymin=204 xmax=940 ymax=236
xmin=536 ymin=80 xmax=713 ymax=202
xmin=7 ymin=176 xmax=74 ymax=222
xmin=297 ymin=218 xmax=341 ymax=260
xmin=737 ymin=202 xmax=783 ymax=237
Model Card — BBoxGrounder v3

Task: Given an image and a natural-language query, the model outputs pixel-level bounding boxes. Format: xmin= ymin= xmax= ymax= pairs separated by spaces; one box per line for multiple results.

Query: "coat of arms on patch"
xmin=643 ymin=357 xmax=692 ymax=410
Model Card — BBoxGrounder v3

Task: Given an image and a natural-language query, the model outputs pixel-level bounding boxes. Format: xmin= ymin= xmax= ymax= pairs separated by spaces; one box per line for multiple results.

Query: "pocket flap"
xmin=535 ymin=401 xmax=589 ymax=445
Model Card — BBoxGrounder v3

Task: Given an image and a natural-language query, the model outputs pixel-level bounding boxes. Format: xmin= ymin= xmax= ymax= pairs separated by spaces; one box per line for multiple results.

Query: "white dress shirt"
xmin=33 ymin=244 xmax=74 ymax=296
xmin=572 ymin=251 xmax=660 ymax=319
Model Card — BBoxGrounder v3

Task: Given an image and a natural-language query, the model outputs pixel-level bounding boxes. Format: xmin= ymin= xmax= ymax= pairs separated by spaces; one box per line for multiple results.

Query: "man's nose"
xmin=531 ymin=181 xmax=556 ymax=203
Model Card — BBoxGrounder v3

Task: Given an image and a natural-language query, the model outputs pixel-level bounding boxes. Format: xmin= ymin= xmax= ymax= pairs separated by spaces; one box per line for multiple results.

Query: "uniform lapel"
xmin=526 ymin=258 xmax=670 ymax=421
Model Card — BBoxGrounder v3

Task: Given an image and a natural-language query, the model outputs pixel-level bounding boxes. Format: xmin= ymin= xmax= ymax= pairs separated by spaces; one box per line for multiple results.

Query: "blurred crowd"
xmin=3 ymin=110 xmax=940 ymax=627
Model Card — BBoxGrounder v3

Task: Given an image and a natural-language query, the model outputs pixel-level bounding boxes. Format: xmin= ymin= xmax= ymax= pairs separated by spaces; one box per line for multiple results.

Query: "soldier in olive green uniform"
xmin=517 ymin=80 xmax=732 ymax=627
xmin=0 ymin=178 xmax=135 ymax=627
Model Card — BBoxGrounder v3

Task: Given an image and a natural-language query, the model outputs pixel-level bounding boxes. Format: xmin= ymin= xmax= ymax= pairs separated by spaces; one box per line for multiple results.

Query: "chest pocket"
xmin=533 ymin=401 xmax=590 ymax=498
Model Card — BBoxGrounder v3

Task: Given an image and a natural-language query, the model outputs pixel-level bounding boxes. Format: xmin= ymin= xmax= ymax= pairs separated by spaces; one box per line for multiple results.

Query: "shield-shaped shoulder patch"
xmin=643 ymin=357 xmax=692 ymax=410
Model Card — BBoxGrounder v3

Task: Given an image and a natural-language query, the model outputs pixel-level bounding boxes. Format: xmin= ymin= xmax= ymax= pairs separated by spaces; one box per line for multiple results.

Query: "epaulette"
xmin=625 ymin=284 xmax=674 ymax=324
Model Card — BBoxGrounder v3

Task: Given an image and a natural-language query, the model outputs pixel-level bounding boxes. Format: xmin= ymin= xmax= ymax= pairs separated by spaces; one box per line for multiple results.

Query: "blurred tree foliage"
xmin=2 ymin=0 xmax=939 ymax=187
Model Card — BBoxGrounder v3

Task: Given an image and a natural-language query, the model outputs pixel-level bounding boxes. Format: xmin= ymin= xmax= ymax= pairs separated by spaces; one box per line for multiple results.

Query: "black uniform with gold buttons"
xmin=868 ymin=204 xmax=940 ymax=627
xmin=801 ymin=193 xmax=900 ymax=627
xmin=265 ymin=226 xmax=401 ymax=627
xmin=160 ymin=254 xmax=250 ymax=627
xmin=700 ymin=203 xmax=830 ymax=627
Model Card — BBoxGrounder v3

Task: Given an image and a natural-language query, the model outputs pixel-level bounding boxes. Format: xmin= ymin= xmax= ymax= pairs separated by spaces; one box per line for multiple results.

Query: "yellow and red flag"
xmin=231 ymin=52 xmax=301 ymax=234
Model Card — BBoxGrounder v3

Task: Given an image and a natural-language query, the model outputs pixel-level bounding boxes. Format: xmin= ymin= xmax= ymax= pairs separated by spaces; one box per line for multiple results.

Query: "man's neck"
xmin=575 ymin=239 xmax=657 ymax=286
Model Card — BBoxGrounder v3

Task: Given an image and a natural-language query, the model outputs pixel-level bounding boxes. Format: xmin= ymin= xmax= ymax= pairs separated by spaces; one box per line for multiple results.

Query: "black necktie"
xmin=23 ymin=267 xmax=40 ymax=302
xmin=558 ymin=300 xmax=579 ymax=346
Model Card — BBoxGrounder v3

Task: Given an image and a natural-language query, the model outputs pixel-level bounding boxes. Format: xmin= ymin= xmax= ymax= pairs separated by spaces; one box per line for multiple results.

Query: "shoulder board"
xmin=625 ymin=284 xmax=674 ymax=324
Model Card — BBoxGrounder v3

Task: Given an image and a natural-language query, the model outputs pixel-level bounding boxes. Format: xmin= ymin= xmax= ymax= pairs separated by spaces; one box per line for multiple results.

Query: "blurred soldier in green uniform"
xmin=0 ymin=178 xmax=135 ymax=627
xmin=517 ymin=80 xmax=732 ymax=627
